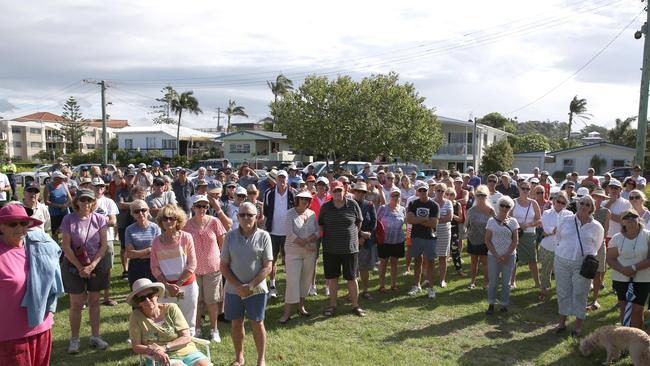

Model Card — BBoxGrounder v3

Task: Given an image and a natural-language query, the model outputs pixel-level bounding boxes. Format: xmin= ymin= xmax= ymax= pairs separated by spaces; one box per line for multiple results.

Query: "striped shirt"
xmin=318 ymin=199 xmax=362 ymax=254
xmin=150 ymin=231 xmax=197 ymax=282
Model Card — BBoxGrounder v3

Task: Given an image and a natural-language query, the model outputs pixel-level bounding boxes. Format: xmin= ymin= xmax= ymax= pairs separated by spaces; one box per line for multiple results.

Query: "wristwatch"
xmin=164 ymin=344 xmax=170 ymax=353
xmin=632 ymin=264 xmax=638 ymax=272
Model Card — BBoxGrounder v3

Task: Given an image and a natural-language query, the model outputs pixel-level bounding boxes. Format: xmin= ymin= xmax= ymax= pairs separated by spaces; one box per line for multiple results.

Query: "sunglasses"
xmin=162 ymin=216 xmax=177 ymax=222
xmin=476 ymin=194 xmax=487 ymax=198
xmin=154 ymin=183 xmax=164 ymax=187
xmin=623 ymin=215 xmax=639 ymax=220
xmin=238 ymin=213 xmax=255 ymax=218
xmin=436 ymin=190 xmax=445 ymax=193
xmin=237 ymin=194 xmax=247 ymax=198
xmin=555 ymin=201 xmax=567 ymax=205
xmin=135 ymin=291 xmax=157 ymax=303
xmin=5 ymin=221 xmax=30 ymax=228
xmin=194 ymin=204 xmax=208 ymax=209
xmin=500 ymin=204 xmax=511 ymax=209
xmin=79 ymin=197 xmax=94 ymax=203
xmin=488 ymin=180 xmax=497 ymax=183
xmin=535 ymin=192 xmax=544 ymax=195
xmin=132 ymin=208 xmax=148 ymax=214
xmin=25 ymin=188 xmax=40 ymax=193
xmin=417 ymin=188 xmax=428 ymax=192
xmin=578 ymin=202 xmax=592 ymax=207
xmin=520 ymin=187 xmax=530 ymax=191
xmin=629 ymin=196 xmax=642 ymax=200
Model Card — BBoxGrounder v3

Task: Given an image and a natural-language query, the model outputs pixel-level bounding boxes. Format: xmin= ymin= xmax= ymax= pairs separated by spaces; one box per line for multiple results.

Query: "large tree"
xmin=567 ymin=95 xmax=591 ymax=140
xmin=224 ymin=99 xmax=248 ymax=133
xmin=151 ymin=86 xmax=178 ymax=124
xmin=608 ymin=116 xmax=637 ymax=146
xmin=480 ymin=139 xmax=513 ymax=174
xmin=266 ymin=74 xmax=294 ymax=131
xmin=271 ymin=72 xmax=442 ymax=168
xmin=478 ymin=112 xmax=517 ymax=134
xmin=60 ymin=96 xmax=86 ymax=153
xmin=170 ymin=91 xmax=202 ymax=157
xmin=512 ymin=133 xmax=551 ymax=153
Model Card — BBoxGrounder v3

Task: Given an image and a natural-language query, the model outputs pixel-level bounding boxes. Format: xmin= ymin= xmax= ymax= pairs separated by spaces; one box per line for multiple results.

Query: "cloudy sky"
xmin=0 ymin=0 xmax=646 ymax=131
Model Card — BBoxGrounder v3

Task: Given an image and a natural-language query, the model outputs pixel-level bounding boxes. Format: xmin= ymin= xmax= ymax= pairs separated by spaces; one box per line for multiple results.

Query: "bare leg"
xmin=470 ymin=255 xmax=479 ymax=285
xmin=390 ymin=257 xmax=398 ymax=288
xmin=413 ymin=257 xmax=423 ymax=287
xmin=591 ymin=271 xmax=604 ymax=302
xmin=529 ymin=262 xmax=541 ymax=288
xmin=231 ymin=319 xmax=246 ymax=365
xmin=250 ymin=320 xmax=267 ymax=366
xmin=404 ymin=246 xmax=412 ymax=273
xmin=195 ymin=302 xmax=203 ymax=333
xmin=69 ymin=293 xmax=85 ymax=338
xmin=438 ymin=256 xmax=448 ymax=284
xmin=347 ymin=280 xmax=360 ymax=308
xmin=510 ymin=262 xmax=517 ymax=287
xmin=207 ymin=303 xmax=218 ymax=330
xmin=280 ymin=303 xmax=294 ymax=322
xmin=328 ymin=278 xmax=338 ymax=307
xmin=360 ymin=270 xmax=369 ymax=294
xmin=87 ymin=291 xmax=101 ymax=337
xmin=378 ymin=259 xmax=387 ymax=289
xmin=426 ymin=259 xmax=435 ymax=288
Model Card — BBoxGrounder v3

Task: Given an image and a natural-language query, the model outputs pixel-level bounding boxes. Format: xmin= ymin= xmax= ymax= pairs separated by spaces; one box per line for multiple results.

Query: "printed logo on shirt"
xmin=416 ymin=207 xmax=430 ymax=218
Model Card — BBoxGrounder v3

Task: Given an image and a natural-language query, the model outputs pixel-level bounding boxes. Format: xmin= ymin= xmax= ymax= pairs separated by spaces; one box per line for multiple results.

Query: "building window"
xmin=124 ymin=139 xmax=133 ymax=149
xmin=86 ymin=130 xmax=96 ymax=137
xmin=466 ymin=132 xmax=473 ymax=144
xmin=11 ymin=126 xmax=21 ymax=134
xmin=146 ymin=137 xmax=156 ymax=149
xmin=483 ymin=133 xmax=488 ymax=145
xmin=12 ymin=141 xmax=21 ymax=148
xmin=86 ymin=144 xmax=96 ymax=149
xmin=612 ymin=159 xmax=626 ymax=168
xmin=229 ymin=143 xmax=250 ymax=153
xmin=271 ymin=142 xmax=280 ymax=152
xmin=563 ymin=159 xmax=575 ymax=172
xmin=493 ymin=135 xmax=497 ymax=143
xmin=30 ymin=142 xmax=42 ymax=149
xmin=162 ymin=139 xmax=176 ymax=149
xmin=29 ymin=128 xmax=42 ymax=134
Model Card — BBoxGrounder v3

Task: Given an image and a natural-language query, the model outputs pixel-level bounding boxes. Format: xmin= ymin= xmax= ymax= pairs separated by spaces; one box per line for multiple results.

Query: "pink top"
xmin=0 ymin=241 xmax=53 ymax=342
xmin=150 ymin=231 xmax=197 ymax=282
xmin=182 ymin=216 xmax=226 ymax=275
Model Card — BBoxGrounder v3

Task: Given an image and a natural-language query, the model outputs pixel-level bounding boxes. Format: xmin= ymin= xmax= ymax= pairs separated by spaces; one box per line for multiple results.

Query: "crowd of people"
xmin=1 ymin=158 xmax=649 ymax=366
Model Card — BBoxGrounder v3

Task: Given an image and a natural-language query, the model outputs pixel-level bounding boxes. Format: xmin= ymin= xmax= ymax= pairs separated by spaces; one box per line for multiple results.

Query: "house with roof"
xmin=432 ymin=116 xmax=511 ymax=171
xmin=220 ymin=130 xmax=311 ymax=167
xmin=513 ymin=142 xmax=634 ymax=174
xmin=115 ymin=124 xmax=220 ymax=158
xmin=1 ymin=112 xmax=125 ymax=161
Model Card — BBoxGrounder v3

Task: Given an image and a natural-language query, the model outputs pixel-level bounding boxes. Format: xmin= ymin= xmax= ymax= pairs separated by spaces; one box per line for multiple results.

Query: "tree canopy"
xmin=60 ymin=96 xmax=85 ymax=154
xmin=478 ymin=112 xmax=516 ymax=134
xmin=480 ymin=139 xmax=513 ymax=174
xmin=512 ymin=133 xmax=551 ymax=153
xmin=170 ymin=91 xmax=202 ymax=157
xmin=567 ymin=95 xmax=591 ymax=140
xmin=271 ymin=72 xmax=442 ymax=168
xmin=151 ymin=86 xmax=178 ymax=125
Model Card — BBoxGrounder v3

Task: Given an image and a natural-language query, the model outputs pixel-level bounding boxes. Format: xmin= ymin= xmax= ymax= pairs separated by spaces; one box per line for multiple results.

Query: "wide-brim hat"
xmin=296 ymin=190 xmax=313 ymax=199
xmin=352 ymin=182 xmax=367 ymax=192
xmin=126 ymin=278 xmax=165 ymax=307
xmin=0 ymin=204 xmax=43 ymax=228
xmin=591 ymin=188 xmax=609 ymax=199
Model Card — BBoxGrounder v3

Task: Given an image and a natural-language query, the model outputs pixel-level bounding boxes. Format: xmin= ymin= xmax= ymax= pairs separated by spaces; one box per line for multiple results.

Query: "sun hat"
xmin=92 ymin=177 xmax=106 ymax=186
xmin=576 ymin=187 xmax=590 ymax=197
xmin=352 ymin=182 xmax=368 ymax=192
xmin=191 ymin=195 xmax=209 ymax=205
xmin=126 ymin=278 xmax=165 ymax=307
xmin=0 ymin=204 xmax=43 ymax=228
xmin=235 ymin=186 xmax=247 ymax=196
xmin=330 ymin=181 xmax=345 ymax=191
xmin=316 ymin=177 xmax=329 ymax=186
xmin=79 ymin=177 xmax=92 ymax=185
xmin=51 ymin=171 xmax=65 ymax=179
xmin=277 ymin=170 xmax=288 ymax=177
xmin=196 ymin=179 xmax=208 ymax=187
xmin=591 ymin=188 xmax=609 ymax=199
xmin=267 ymin=169 xmax=278 ymax=181
xmin=296 ymin=190 xmax=313 ymax=199
xmin=621 ymin=207 xmax=640 ymax=220
xmin=208 ymin=186 xmax=223 ymax=194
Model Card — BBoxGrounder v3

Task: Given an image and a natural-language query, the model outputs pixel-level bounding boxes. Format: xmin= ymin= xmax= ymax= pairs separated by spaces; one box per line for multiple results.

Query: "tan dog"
xmin=579 ymin=325 xmax=650 ymax=365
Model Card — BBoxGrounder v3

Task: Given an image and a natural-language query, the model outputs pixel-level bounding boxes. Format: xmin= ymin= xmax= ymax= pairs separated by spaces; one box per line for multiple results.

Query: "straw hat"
xmin=126 ymin=278 xmax=165 ymax=307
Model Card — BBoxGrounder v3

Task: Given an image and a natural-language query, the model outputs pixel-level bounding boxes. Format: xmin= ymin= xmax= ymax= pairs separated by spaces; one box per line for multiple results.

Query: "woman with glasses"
xmin=510 ymin=181 xmax=542 ymax=290
xmin=150 ymin=204 xmax=199 ymax=336
xmin=183 ymin=195 xmax=227 ymax=342
xmin=377 ymin=187 xmax=406 ymax=292
xmin=606 ymin=208 xmax=650 ymax=329
xmin=60 ymin=189 xmax=110 ymax=354
xmin=485 ymin=196 xmax=519 ymax=314
xmin=279 ymin=191 xmax=319 ymax=324
xmin=466 ymin=185 xmax=494 ymax=289
xmin=628 ymin=189 xmax=650 ymax=225
xmin=125 ymin=199 xmax=161 ymax=288
xmin=128 ymin=278 xmax=210 ymax=366
xmin=433 ymin=183 xmax=453 ymax=288
xmin=538 ymin=192 xmax=572 ymax=302
xmin=553 ymin=195 xmax=604 ymax=337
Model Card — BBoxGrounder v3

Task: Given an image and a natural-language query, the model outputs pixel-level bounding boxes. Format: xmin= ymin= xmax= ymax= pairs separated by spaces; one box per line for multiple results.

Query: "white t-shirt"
xmin=271 ymin=188 xmax=289 ymax=236
xmin=96 ymin=195 xmax=119 ymax=240
xmin=489 ymin=191 xmax=503 ymax=209
xmin=486 ymin=217 xmax=519 ymax=256
xmin=0 ymin=173 xmax=9 ymax=201
xmin=610 ymin=229 xmax=650 ymax=282
xmin=604 ymin=198 xmax=632 ymax=237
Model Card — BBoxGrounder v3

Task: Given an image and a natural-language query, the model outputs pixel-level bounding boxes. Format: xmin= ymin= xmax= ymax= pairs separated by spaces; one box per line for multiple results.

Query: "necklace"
xmin=623 ymin=232 xmax=640 ymax=252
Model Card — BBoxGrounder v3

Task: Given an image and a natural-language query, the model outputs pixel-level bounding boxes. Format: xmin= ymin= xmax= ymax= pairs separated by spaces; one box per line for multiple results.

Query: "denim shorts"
xmin=410 ymin=237 xmax=436 ymax=261
xmin=146 ymin=350 xmax=209 ymax=366
xmin=224 ymin=292 xmax=267 ymax=321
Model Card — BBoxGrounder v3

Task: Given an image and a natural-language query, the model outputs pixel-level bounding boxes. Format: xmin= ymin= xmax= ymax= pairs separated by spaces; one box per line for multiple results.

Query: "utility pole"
xmin=214 ymin=107 xmax=223 ymax=132
xmin=83 ymin=79 xmax=108 ymax=165
xmin=635 ymin=4 xmax=650 ymax=165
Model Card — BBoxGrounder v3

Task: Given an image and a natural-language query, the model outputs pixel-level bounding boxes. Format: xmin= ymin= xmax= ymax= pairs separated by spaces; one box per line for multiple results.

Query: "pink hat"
xmin=0 ymin=204 xmax=43 ymax=228
xmin=330 ymin=180 xmax=345 ymax=192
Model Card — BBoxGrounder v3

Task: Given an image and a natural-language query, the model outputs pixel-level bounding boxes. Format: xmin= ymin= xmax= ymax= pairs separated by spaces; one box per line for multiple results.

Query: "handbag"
xmin=575 ymin=217 xmax=599 ymax=279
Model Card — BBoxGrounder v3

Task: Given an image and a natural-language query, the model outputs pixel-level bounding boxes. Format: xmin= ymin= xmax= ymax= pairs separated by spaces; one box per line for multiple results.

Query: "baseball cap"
xmin=191 ymin=195 xmax=209 ymax=205
xmin=330 ymin=181 xmax=344 ymax=191
xmin=306 ymin=175 xmax=316 ymax=182
xmin=608 ymin=179 xmax=622 ymax=188
xmin=316 ymin=177 xmax=329 ymax=186
xmin=277 ymin=170 xmax=288 ymax=178
xmin=415 ymin=181 xmax=428 ymax=191
xmin=92 ymin=177 xmax=106 ymax=186
xmin=25 ymin=181 xmax=41 ymax=193
xmin=576 ymin=187 xmax=589 ymax=197
xmin=51 ymin=171 xmax=66 ymax=179
xmin=235 ymin=186 xmax=247 ymax=196
xmin=153 ymin=178 xmax=165 ymax=186
xmin=138 ymin=163 xmax=147 ymax=169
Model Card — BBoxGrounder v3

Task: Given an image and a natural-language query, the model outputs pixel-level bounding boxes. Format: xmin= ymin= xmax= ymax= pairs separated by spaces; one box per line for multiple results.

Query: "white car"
xmin=16 ymin=165 xmax=53 ymax=186
xmin=302 ymin=161 xmax=371 ymax=177
xmin=516 ymin=173 xmax=559 ymax=197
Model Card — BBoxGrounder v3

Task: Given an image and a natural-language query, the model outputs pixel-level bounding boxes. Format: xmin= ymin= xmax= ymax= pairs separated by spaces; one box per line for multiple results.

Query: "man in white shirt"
xmin=0 ymin=171 xmax=10 ymax=205
xmin=93 ymin=177 xmax=120 ymax=306
xmin=22 ymin=181 xmax=51 ymax=232
xmin=625 ymin=165 xmax=647 ymax=191
xmin=603 ymin=179 xmax=632 ymax=239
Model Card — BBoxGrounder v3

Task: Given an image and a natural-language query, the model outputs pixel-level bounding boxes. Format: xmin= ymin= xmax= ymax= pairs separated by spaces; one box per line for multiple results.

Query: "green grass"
xmin=48 ymin=246 xmax=630 ymax=366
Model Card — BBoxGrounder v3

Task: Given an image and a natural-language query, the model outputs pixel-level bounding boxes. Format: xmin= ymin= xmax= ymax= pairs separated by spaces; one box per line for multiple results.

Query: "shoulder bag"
xmin=575 ymin=217 xmax=599 ymax=279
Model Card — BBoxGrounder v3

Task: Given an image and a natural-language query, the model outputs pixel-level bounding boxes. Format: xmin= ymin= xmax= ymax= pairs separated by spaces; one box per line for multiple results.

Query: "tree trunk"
xmin=176 ymin=110 xmax=183 ymax=157
xmin=567 ymin=113 xmax=573 ymax=140
xmin=227 ymin=115 xmax=231 ymax=133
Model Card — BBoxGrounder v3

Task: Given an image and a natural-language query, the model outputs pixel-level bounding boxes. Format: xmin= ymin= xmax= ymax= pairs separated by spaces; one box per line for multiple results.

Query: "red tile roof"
xmin=14 ymin=112 xmax=65 ymax=122
xmin=84 ymin=119 xmax=130 ymax=129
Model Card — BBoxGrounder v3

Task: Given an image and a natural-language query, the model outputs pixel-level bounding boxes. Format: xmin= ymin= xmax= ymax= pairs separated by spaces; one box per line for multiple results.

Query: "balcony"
xmin=436 ymin=143 xmax=474 ymax=156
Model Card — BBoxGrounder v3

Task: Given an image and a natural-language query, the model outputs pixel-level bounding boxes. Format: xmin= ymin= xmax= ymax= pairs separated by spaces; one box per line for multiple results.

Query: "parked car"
xmin=358 ymin=163 xmax=420 ymax=176
xmin=16 ymin=164 xmax=53 ymax=186
xmin=71 ymin=164 xmax=118 ymax=176
xmin=301 ymin=161 xmax=370 ymax=177
xmin=419 ymin=168 xmax=438 ymax=181
xmin=608 ymin=167 xmax=634 ymax=182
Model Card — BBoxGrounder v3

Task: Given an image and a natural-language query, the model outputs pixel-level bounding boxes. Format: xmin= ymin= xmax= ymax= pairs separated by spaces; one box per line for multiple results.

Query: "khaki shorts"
xmin=196 ymin=271 xmax=224 ymax=305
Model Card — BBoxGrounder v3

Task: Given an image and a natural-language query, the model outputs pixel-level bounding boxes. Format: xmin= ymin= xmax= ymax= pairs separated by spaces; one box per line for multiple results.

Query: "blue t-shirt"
xmin=47 ymin=183 xmax=69 ymax=216
xmin=125 ymin=222 xmax=161 ymax=250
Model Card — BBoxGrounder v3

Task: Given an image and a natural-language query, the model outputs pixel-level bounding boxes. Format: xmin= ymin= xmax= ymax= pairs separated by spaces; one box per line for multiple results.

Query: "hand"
xmin=360 ymin=231 xmax=371 ymax=239
xmin=79 ymin=264 xmax=94 ymax=278
xmin=153 ymin=347 xmax=170 ymax=365
xmin=237 ymin=284 xmax=252 ymax=298
xmin=165 ymin=283 xmax=181 ymax=297
xmin=623 ymin=266 xmax=637 ymax=277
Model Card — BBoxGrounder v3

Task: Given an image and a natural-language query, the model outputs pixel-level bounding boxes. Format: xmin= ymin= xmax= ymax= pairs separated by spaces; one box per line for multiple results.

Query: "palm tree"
xmin=608 ymin=116 xmax=636 ymax=145
xmin=171 ymin=91 xmax=202 ymax=157
xmin=267 ymin=73 xmax=294 ymax=103
xmin=225 ymin=99 xmax=248 ymax=133
xmin=567 ymin=95 xmax=591 ymax=140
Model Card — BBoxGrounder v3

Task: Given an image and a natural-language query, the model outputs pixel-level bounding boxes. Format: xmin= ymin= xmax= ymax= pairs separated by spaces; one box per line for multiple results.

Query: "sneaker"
xmin=422 ymin=280 xmax=430 ymax=288
xmin=121 ymin=271 xmax=128 ymax=280
xmin=195 ymin=328 xmax=203 ymax=338
xmin=427 ymin=287 xmax=436 ymax=298
xmin=268 ymin=286 xmax=278 ymax=299
xmin=440 ymin=281 xmax=447 ymax=288
xmin=403 ymin=270 xmax=411 ymax=276
xmin=324 ymin=286 xmax=330 ymax=296
xmin=68 ymin=338 xmax=80 ymax=354
xmin=211 ymin=329 xmax=221 ymax=343
xmin=408 ymin=286 xmax=421 ymax=296
xmin=308 ymin=285 xmax=318 ymax=296
xmin=89 ymin=336 xmax=109 ymax=350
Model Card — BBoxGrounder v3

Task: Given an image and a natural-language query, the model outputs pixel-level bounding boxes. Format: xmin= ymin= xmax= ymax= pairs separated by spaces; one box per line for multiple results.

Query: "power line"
xmin=508 ymin=8 xmax=644 ymax=115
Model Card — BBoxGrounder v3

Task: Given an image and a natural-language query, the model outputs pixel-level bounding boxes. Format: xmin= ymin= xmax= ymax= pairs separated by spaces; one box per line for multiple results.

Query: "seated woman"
xmin=128 ymin=278 xmax=210 ymax=366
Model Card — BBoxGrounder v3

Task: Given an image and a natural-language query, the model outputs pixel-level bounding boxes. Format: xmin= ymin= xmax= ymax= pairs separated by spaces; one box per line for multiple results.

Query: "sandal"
xmin=390 ymin=285 xmax=400 ymax=291
xmin=323 ymin=306 xmax=337 ymax=317
xmin=278 ymin=316 xmax=292 ymax=324
xmin=101 ymin=299 xmax=118 ymax=306
xmin=468 ymin=283 xmax=476 ymax=289
xmin=229 ymin=361 xmax=245 ymax=366
xmin=297 ymin=309 xmax=311 ymax=317
xmin=378 ymin=287 xmax=389 ymax=293
xmin=361 ymin=292 xmax=372 ymax=300
xmin=351 ymin=306 xmax=366 ymax=317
